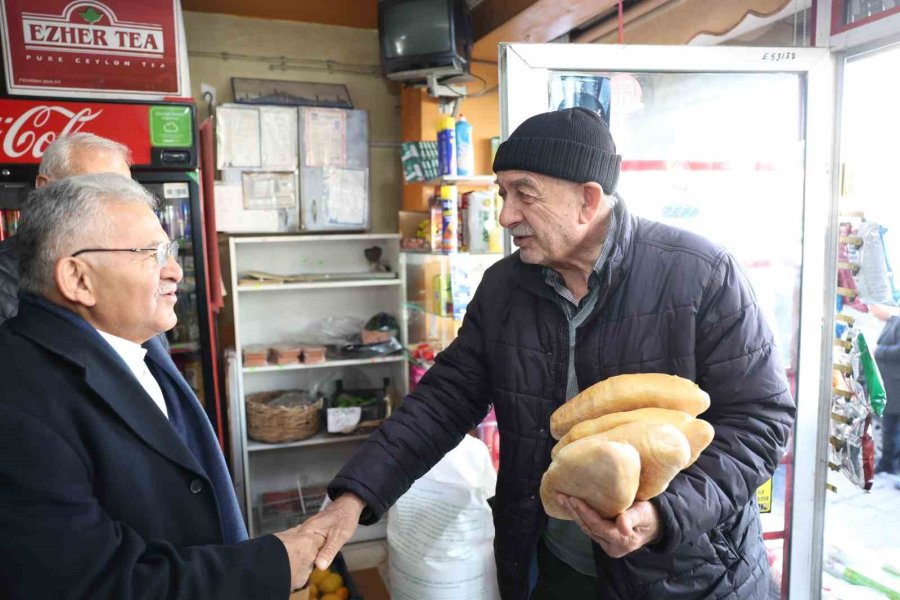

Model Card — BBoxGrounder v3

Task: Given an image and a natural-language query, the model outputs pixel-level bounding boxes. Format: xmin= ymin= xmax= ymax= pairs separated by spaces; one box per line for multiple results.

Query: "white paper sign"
xmin=217 ymin=106 xmax=262 ymax=169
xmin=323 ymin=168 xmax=367 ymax=226
xmin=304 ymin=109 xmax=347 ymax=167
xmin=213 ymin=183 xmax=279 ymax=233
xmin=163 ymin=182 xmax=190 ymax=200
xmin=260 ymin=107 xmax=299 ymax=170
xmin=242 ymin=172 xmax=297 ymax=210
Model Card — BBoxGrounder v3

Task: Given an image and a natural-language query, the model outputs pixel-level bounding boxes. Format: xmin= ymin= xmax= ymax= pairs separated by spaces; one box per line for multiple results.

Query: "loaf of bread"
xmin=588 ymin=421 xmax=691 ymax=500
xmin=540 ymin=437 xmax=641 ymax=520
xmin=550 ymin=373 xmax=710 ymax=439
xmin=551 ymin=407 xmax=693 ymax=459
xmin=680 ymin=418 xmax=715 ymax=466
xmin=551 ymin=409 xmax=715 ymax=467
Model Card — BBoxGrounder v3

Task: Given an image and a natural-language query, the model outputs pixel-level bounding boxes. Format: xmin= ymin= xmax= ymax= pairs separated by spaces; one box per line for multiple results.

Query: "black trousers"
xmin=531 ymin=539 xmax=599 ymax=599
xmin=878 ymin=414 xmax=900 ymax=474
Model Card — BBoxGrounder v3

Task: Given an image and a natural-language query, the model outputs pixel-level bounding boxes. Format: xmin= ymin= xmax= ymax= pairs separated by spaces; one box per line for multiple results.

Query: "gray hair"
xmin=606 ymin=190 xmax=620 ymax=209
xmin=18 ymin=173 xmax=157 ymax=295
xmin=38 ymin=133 xmax=133 ymax=180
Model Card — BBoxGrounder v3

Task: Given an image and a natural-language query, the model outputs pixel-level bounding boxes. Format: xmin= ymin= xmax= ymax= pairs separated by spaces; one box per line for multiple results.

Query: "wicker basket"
xmin=246 ymin=390 xmax=322 ymax=443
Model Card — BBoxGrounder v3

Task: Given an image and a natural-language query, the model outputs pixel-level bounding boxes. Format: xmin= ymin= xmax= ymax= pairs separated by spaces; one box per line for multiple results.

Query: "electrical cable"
xmin=618 ymin=0 xmax=625 ymax=43
xmin=431 ymin=71 xmax=495 ymax=99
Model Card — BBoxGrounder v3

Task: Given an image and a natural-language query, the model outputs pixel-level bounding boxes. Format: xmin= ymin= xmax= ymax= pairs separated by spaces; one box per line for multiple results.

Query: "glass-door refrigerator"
xmin=499 ymin=44 xmax=837 ymax=600
xmin=0 ymin=96 xmax=224 ymax=445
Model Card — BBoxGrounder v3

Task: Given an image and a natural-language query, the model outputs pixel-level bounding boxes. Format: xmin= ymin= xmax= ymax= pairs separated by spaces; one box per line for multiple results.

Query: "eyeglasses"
xmin=71 ymin=241 xmax=180 ymax=268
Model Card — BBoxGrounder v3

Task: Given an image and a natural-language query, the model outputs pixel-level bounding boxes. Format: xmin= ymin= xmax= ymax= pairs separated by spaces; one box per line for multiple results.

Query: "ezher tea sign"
xmin=0 ymin=0 xmax=186 ymax=97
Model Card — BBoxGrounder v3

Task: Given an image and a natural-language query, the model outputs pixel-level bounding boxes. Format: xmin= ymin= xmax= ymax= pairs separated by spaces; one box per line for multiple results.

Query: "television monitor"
xmin=378 ymin=0 xmax=473 ymax=82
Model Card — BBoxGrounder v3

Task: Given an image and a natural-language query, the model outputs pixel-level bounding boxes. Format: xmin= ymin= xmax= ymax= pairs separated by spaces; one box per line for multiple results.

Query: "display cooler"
xmin=0 ymin=96 xmax=225 ymax=446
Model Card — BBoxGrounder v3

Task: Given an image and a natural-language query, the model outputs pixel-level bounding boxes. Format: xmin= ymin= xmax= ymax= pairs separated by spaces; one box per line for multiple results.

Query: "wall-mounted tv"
xmin=378 ymin=0 xmax=473 ymax=82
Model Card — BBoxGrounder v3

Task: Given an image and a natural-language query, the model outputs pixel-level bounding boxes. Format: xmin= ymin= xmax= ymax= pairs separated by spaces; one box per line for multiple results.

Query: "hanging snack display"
xmin=831 ymin=214 xmax=888 ymax=492
xmin=837 ymin=223 xmax=868 ymax=313
xmin=854 ymin=221 xmax=900 ymax=306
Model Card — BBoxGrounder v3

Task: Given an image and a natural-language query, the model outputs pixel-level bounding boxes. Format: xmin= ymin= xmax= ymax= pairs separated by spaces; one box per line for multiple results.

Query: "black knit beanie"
xmin=493 ymin=107 xmax=622 ymax=194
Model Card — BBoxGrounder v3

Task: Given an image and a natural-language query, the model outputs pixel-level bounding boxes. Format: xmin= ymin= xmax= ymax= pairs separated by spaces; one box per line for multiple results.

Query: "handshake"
xmin=273 ymin=493 xmax=366 ymax=590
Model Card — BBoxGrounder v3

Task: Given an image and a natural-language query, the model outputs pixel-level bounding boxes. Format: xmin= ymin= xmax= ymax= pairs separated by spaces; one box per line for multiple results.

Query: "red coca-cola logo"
xmin=0 ymin=105 xmax=102 ymax=159
xmin=0 ymin=99 xmax=152 ymax=165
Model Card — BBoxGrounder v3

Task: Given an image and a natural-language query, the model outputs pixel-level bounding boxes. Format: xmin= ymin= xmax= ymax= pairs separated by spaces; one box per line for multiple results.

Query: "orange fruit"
xmin=319 ymin=572 xmax=343 ymax=594
xmin=309 ymin=568 xmax=329 ymax=586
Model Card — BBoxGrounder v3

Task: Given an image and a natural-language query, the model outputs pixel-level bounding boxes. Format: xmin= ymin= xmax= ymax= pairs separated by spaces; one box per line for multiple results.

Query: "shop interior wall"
xmin=401 ymin=60 xmax=501 ymax=211
xmin=182 ymin=11 xmax=402 ymax=353
xmin=182 ymin=11 xmax=402 ymax=233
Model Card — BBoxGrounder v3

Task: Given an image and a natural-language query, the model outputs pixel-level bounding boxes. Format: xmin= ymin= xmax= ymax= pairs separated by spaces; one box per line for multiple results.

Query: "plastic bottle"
xmin=455 ymin=115 xmax=474 ymax=176
xmin=437 ymin=115 xmax=457 ymax=177
xmin=429 ymin=193 xmax=444 ymax=251
xmin=440 ymin=185 xmax=458 ymax=253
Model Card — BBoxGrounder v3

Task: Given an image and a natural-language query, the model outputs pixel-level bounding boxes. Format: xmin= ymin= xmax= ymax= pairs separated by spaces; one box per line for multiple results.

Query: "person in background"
xmin=0 ymin=174 xmax=322 ymax=598
xmin=871 ymin=303 xmax=900 ymax=477
xmin=302 ymin=108 xmax=795 ymax=600
xmin=0 ymin=132 xmax=131 ymax=326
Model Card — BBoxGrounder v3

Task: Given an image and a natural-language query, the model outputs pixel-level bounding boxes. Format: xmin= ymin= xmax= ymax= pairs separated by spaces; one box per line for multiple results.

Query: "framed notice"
xmin=232 ymin=77 xmax=352 ymax=109
xmin=0 ymin=0 xmax=188 ymax=98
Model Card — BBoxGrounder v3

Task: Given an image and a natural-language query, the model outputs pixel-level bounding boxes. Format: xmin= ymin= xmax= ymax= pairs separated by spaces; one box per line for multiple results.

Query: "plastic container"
xmin=459 ymin=191 xmax=469 ymax=251
xmin=467 ymin=191 xmax=497 ymax=253
xmin=429 ymin=193 xmax=444 ymax=251
xmin=437 ymin=115 xmax=457 ymax=177
xmin=440 ymin=185 xmax=458 ymax=253
xmin=455 ymin=115 xmax=474 ymax=176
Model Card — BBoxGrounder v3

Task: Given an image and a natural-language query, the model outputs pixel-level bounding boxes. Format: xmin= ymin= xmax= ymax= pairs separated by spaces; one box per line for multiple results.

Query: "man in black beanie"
xmin=308 ymin=108 xmax=794 ymax=600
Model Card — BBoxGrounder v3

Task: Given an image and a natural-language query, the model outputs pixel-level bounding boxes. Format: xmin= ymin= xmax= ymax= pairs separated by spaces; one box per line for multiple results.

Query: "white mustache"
xmin=508 ymin=224 xmax=535 ymax=237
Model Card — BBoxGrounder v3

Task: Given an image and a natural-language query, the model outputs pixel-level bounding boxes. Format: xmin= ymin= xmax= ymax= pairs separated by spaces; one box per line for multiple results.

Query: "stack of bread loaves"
xmin=541 ymin=374 xmax=714 ymax=520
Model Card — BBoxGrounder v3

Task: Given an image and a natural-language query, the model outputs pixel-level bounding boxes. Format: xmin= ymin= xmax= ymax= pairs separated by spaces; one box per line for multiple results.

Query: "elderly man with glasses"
xmin=0 ymin=174 xmax=322 ymax=599
xmin=0 ymin=132 xmax=133 ymax=326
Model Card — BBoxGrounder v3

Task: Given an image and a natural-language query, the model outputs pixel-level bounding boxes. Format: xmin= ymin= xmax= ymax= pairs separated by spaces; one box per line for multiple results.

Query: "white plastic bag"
xmin=855 ymin=221 xmax=899 ymax=305
xmin=387 ymin=435 xmax=500 ymax=600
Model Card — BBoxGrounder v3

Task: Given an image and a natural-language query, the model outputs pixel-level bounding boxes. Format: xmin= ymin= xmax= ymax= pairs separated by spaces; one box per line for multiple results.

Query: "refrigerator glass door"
xmin=139 ymin=176 xmax=213 ymax=413
xmin=500 ymin=44 xmax=836 ymax=600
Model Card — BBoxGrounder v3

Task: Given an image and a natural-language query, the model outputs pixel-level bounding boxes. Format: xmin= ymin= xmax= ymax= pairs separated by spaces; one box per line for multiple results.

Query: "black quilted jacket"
xmin=0 ymin=236 xmax=18 ymax=327
xmin=329 ymin=201 xmax=794 ymax=599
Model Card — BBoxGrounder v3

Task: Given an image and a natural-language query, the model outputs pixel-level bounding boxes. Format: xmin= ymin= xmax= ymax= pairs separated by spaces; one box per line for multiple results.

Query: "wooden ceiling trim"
xmin=573 ymin=0 xmax=673 ymax=43
xmin=180 ymin=0 xmax=378 ymax=29
xmin=471 ymin=0 xmax=619 ymax=61
xmin=588 ymin=0 xmax=793 ymax=45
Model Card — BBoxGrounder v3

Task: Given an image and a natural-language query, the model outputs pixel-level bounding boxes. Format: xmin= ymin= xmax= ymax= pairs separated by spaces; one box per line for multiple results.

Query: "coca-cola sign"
xmin=0 ymin=98 xmax=152 ymax=164
xmin=0 ymin=0 xmax=184 ymax=98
